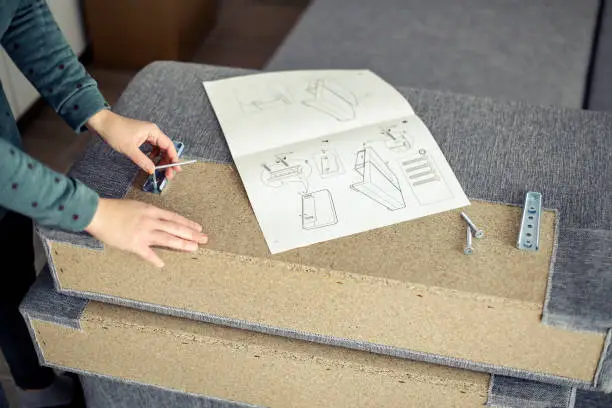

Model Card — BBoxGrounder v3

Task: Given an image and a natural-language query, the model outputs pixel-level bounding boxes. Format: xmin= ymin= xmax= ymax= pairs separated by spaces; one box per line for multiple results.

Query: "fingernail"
xmin=199 ymin=235 xmax=208 ymax=244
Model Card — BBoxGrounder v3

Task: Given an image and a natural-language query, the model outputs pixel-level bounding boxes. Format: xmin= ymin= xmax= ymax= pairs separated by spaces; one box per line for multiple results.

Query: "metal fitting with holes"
xmin=517 ymin=191 xmax=542 ymax=251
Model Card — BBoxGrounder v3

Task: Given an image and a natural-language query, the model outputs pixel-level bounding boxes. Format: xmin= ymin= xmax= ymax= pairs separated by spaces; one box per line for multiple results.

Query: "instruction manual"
xmin=203 ymin=70 xmax=470 ymax=254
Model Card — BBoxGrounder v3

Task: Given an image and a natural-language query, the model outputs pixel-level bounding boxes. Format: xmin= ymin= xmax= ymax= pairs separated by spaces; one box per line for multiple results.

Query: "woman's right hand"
xmin=84 ymin=198 xmax=207 ymax=267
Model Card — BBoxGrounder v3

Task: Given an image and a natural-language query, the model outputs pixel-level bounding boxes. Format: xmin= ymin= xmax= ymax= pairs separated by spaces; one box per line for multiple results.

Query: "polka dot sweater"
xmin=0 ymin=0 xmax=108 ymax=232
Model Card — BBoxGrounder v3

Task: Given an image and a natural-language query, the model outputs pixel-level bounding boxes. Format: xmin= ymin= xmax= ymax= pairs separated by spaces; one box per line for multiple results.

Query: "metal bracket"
xmin=142 ymin=141 xmax=185 ymax=194
xmin=517 ymin=191 xmax=542 ymax=251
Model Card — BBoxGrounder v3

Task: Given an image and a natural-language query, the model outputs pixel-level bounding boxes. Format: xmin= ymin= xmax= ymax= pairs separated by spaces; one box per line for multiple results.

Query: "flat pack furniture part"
xmin=35 ymin=62 xmax=612 ymax=391
xmin=41 ymin=159 xmax=610 ymax=390
xmin=18 ymin=275 xmax=612 ymax=408
xmin=265 ymin=0 xmax=599 ymax=108
xmin=74 ymin=375 xmax=612 ymax=408
xmin=20 ymin=269 xmax=491 ymax=408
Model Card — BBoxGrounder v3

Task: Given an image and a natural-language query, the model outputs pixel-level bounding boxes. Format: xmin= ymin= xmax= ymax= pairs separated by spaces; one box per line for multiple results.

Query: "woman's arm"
xmin=1 ymin=0 xmax=208 ymax=266
xmin=2 ymin=0 xmax=108 ymax=132
xmin=1 ymin=140 xmax=207 ymax=268
xmin=0 ymin=138 xmax=99 ymax=231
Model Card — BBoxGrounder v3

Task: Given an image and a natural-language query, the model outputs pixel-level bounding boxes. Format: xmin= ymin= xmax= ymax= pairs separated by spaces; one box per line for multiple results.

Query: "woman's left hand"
xmin=86 ymin=109 xmax=182 ymax=179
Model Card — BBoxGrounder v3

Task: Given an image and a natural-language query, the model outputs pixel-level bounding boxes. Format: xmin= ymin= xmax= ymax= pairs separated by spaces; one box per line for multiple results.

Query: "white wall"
xmin=0 ymin=0 xmax=87 ymax=118
xmin=47 ymin=0 xmax=87 ymax=55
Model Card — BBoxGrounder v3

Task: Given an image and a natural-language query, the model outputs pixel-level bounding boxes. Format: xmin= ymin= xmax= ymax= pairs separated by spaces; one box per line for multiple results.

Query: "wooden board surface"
xmin=48 ymin=162 xmax=605 ymax=382
xmin=31 ymin=300 xmax=489 ymax=408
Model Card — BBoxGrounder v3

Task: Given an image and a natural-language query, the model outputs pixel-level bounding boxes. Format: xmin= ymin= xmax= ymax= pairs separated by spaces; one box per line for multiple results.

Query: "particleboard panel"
xmin=131 ymin=163 xmax=556 ymax=303
xmin=48 ymin=162 xmax=606 ymax=382
xmin=30 ymin=301 xmax=489 ymax=408
xmin=60 ymin=162 xmax=554 ymax=302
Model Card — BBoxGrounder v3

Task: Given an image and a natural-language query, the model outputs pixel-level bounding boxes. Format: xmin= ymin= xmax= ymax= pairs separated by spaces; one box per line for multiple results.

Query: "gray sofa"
xmin=19 ymin=0 xmax=612 ymax=407
xmin=23 ymin=58 xmax=612 ymax=407
xmin=265 ymin=0 xmax=601 ymax=109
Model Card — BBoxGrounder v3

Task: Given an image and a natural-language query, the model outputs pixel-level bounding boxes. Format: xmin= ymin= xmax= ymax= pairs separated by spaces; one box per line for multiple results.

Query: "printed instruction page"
xmin=203 ymin=70 xmax=470 ymax=254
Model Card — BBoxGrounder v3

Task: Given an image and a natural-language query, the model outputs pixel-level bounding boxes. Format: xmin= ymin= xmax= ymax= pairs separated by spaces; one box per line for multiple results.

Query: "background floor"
xmin=0 ymin=0 xmax=308 ymax=405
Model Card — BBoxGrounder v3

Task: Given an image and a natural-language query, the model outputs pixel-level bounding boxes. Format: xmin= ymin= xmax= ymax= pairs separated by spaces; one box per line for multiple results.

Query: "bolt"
xmin=464 ymin=225 xmax=474 ymax=255
xmin=463 ymin=225 xmax=474 ymax=255
xmin=460 ymin=212 xmax=484 ymax=239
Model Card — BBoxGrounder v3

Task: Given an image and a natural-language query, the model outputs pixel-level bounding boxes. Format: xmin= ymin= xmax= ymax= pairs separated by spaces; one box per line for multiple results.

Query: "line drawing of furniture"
xmin=313 ymin=140 xmax=345 ymax=178
xmin=381 ymin=119 xmax=412 ymax=153
xmin=260 ymin=154 xmax=311 ymax=193
xmin=400 ymin=148 xmax=453 ymax=206
xmin=240 ymin=92 xmax=292 ymax=114
xmin=301 ymin=78 xmax=358 ymax=121
xmin=350 ymin=147 xmax=405 ymax=210
xmin=301 ymin=189 xmax=338 ymax=230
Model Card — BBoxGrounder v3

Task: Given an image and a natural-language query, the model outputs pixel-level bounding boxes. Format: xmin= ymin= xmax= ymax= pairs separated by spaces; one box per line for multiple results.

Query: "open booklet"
xmin=203 ymin=70 xmax=470 ymax=254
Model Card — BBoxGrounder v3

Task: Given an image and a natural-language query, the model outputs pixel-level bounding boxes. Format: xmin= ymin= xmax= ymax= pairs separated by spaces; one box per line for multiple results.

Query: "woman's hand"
xmin=85 ymin=198 xmax=208 ymax=268
xmin=84 ymin=110 xmax=206 ymax=267
xmin=86 ymin=109 xmax=181 ymax=179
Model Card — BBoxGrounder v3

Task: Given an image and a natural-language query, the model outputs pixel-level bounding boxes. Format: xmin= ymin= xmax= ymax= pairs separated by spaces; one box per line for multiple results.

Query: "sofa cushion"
xmin=266 ymin=0 xmax=599 ymax=108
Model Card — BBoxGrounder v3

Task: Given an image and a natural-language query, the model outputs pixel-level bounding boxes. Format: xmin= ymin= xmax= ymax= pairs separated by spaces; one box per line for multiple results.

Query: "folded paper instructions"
xmin=203 ymin=70 xmax=470 ymax=253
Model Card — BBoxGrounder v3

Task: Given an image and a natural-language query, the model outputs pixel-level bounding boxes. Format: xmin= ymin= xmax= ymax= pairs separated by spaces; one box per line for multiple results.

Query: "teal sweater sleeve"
xmin=0 ymin=138 xmax=99 ymax=231
xmin=2 ymin=0 xmax=109 ymax=132
xmin=0 ymin=0 xmax=109 ymax=231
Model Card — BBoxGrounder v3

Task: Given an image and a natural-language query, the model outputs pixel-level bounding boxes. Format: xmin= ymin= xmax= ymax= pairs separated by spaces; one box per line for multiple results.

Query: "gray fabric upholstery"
xmin=543 ymin=229 xmax=612 ymax=332
xmin=19 ymin=266 xmax=87 ymax=330
xmin=265 ymin=0 xmax=599 ymax=108
xmin=575 ymin=388 xmax=612 ymax=408
xmin=587 ymin=1 xmax=612 ymax=111
xmin=487 ymin=375 xmax=574 ymax=408
xmin=79 ymin=374 xmax=255 ymax=408
xmin=31 ymin=61 xmax=612 ymax=391
xmin=487 ymin=375 xmax=612 ymax=408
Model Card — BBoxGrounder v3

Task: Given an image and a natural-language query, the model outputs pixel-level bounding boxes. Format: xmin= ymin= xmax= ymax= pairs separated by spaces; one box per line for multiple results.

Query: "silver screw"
xmin=460 ymin=212 xmax=484 ymax=239
xmin=464 ymin=225 xmax=474 ymax=255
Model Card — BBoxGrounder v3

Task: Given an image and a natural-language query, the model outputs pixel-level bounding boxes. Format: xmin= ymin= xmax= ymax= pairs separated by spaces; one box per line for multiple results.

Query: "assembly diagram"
xmin=239 ymin=92 xmax=292 ymax=114
xmin=360 ymin=120 xmax=414 ymax=154
xmin=312 ymin=140 xmax=345 ymax=178
xmin=301 ymin=189 xmax=338 ymax=230
xmin=301 ymin=78 xmax=358 ymax=121
xmin=260 ymin=153 xmax=312 ymax=193
xmin=399 ymin=148 xmax=453 ymax=206
xmin=350 ymin=146 xmax=406 ymax=211
xmin=380 ymin=120 xmax=413 ymax=153
xmin=259 ymin=152 xmax=339 ymax=230
xmin=232 ymin=76 xmax=363 ymax=121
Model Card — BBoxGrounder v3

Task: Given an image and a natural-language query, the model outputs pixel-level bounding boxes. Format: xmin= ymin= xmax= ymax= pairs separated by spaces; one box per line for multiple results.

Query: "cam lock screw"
xmin=464 ymin=225 xmax=474 ymax=255
xmin=460 ymin=212 xmax=484 ymax=239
